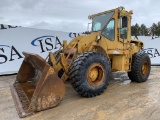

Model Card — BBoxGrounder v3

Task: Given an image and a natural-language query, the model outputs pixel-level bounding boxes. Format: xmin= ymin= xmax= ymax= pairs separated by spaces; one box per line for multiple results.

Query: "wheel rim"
xmin=141 ymin=61 xmax=149 ymax=75
xmin=87 ymin=63 xmax=105 ymax=86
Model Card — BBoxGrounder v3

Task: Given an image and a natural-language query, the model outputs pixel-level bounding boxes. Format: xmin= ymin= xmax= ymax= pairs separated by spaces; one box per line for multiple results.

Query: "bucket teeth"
xmin=14 ymin=83 xmax=30 ymax=111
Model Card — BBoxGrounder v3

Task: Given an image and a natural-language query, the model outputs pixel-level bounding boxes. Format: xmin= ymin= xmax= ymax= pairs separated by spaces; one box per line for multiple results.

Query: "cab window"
xmin=102 ymin=19 xmax=115 ymax=41
xmin=119 ymin=16 xmax=127 ymax=39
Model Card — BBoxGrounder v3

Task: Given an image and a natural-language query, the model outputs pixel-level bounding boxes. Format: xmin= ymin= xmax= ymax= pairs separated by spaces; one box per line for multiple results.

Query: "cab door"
xmin=118 ymin=15 xmax=132 ymax=71
xmin=118 ymin=16 xmax=128 ymax=44
xmin=101 ymin=19 xmax=117 ymax=50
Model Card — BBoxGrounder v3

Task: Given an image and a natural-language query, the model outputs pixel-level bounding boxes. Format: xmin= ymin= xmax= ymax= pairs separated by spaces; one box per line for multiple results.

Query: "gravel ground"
xmin=0 ymin=66 xmax=160 ymax=120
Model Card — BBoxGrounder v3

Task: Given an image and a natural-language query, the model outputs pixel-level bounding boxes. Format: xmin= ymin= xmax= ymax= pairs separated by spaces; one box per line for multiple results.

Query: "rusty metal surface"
xmin=11 ymin=52 xmax=65 ymax=117
xmin=10 ymin=84 xmax=34 ymax=117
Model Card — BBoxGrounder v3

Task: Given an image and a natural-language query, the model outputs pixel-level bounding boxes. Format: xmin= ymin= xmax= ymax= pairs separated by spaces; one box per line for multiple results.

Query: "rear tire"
xmin=128 ymin=52 xmax=151 ymax=82
xmin=69 ymin=52 xmax=111 ymax=97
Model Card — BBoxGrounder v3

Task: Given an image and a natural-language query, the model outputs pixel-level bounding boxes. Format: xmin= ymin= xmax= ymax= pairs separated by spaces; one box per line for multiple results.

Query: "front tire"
xmin=69 ymin=52 xmax=111 ymax=97
xmin=128 ymin=52 xmax=151 ymax=82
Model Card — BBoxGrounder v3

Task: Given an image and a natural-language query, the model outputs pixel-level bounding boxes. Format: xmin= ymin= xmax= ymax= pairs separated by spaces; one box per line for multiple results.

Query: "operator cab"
xmin=89 ymin=6 xmax=133 ymax=42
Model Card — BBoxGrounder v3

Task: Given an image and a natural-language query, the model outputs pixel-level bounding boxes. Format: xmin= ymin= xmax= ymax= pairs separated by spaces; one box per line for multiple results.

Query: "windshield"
xmin=92 ymin=11 xmax=114 ymax=32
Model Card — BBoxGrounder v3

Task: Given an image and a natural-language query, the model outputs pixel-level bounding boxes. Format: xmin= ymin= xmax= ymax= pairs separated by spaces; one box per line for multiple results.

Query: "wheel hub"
xmin=141 ymin=61 xmax=149 ymax=75
xmin=87 ymin=63 xmax=105 ymax=86
xmin=89 ymin=68 xmax=99 ymax=81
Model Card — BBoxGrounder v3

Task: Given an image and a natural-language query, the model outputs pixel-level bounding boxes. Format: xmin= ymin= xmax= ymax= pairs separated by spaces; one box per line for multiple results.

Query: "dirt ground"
xmin=0 ymin=66 xmax=160 ymax=120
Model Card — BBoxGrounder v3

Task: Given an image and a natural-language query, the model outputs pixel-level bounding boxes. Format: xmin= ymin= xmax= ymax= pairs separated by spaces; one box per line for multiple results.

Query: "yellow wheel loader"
xmin=10 ymin=7 xmax=151 ymax=117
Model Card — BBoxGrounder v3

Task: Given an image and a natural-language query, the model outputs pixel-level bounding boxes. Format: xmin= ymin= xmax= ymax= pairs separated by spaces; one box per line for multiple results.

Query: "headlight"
xmin=97 ymin=35 xmax=101 ymax=40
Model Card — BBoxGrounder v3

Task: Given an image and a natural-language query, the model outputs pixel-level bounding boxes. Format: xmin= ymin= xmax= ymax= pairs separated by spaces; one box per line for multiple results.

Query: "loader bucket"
xmin=10 ymin=52 xmax=65 ymax=118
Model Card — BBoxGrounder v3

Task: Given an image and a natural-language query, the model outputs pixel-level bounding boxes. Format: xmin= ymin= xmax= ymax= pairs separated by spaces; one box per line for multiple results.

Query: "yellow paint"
xmin=51 ymin=7 xmax=144 ymax=81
